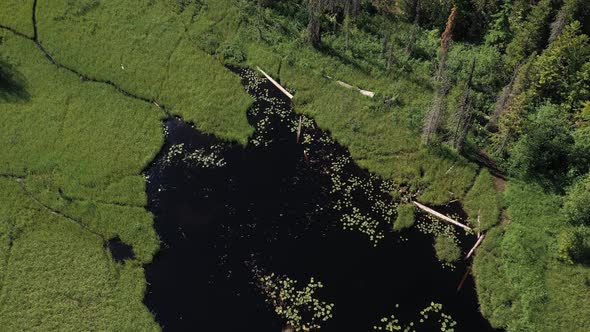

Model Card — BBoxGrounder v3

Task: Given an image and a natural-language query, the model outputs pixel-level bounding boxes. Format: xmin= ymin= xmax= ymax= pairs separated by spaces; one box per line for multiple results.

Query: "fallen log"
xmin=256 ymin=66 xmax=293 ymax=99
xmin=466 ymin=233 xmax=485 ymax=259
xmin=457 ymin=267 xmax=471 ymax=291
xmin=412 ymin=201 xmax=472 ymax=231
xmin=296 ymin=115 xmax=303 ymax=143
xmin=359 ymin=89 xmax=376 ymax=98
xmin=324 ymin=74 xmax=375 ymax=98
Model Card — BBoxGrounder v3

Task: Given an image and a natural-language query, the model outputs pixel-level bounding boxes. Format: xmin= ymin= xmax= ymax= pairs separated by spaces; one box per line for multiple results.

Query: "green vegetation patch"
xmin=434 ymin=234 xmax=461 ymax=265
xmin=0 ymin=31 xmax=162 ymax=328
xmin=185 ymin=0 xmax=480 ymax=204
xmin=463 ymin=169 xmax=502 ymax=232
xmin=473 ymin=182 xmax=590 ymax=331
xmin=392 ymin=203 xmax=415 ymax=231
xmin=0 ymin=178 xmax=159 ymax=331
xmin=0 ymin=0 xmax=34 ymax=38
xmin=33 ymin=0 xmax=253 ymax=143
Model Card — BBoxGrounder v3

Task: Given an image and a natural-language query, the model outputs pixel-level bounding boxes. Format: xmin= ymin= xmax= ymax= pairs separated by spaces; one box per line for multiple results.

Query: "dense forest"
xmin=1 ymin=0 xmax=589 ymax=331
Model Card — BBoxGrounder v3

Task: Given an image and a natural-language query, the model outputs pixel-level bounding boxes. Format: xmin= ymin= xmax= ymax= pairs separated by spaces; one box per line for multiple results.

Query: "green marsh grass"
xmin=0 ymin=178 xmax=159 ymax=331
xmin=0 ymin=31 xmax=162 ymax=329
xmin=463 ymin=169 xmax=502 ymax=232
xmin=0 ymin=0 xmax=34 ymax=37
xmin=473 ymin=182 xmax=590 ymax=331
xmin=35 ymin=0 xmax=253 ymax=144
xmin=393 ymin=203 xmax=415 ymax=231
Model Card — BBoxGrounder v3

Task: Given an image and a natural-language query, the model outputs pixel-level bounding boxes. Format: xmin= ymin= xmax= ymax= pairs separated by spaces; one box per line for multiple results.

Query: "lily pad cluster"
xmin=238 ymin=68 xmax=400 ymax=245
xmin=257 ymin=273 xmax=334 ymax=331
xmin=162 ymin=142 xmax=227 ymax=169
xmin=415 ymin=215 xmax=462 ymax=269
xmin=326 ymin=155 xmax=396 ymax=245
xmin=373 ymin=302 xmax=457 ymax=332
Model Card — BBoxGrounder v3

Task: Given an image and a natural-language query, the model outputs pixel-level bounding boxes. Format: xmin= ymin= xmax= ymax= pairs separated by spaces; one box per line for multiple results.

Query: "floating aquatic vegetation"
xmin=238 ymin=67 xmax=400 ymax=245
xmin=256 ymin=272 xmax=334 ymax=332
xmin=373 ymin=302 xmax=457 ymax=332
xmin=416 ymin=216 xmax=461 ymax=270
xmin=164 ymin=143 xmax=186 ymax=164
xmin=183 ymin=143 xmax=227 ymax=168
xmin=325 ymin=154 xmax=396 ymax=245
xmin=341 ymin=207 xmax=384 ymax=244
xmin=161 ymin=142 xmax=227 ymax=169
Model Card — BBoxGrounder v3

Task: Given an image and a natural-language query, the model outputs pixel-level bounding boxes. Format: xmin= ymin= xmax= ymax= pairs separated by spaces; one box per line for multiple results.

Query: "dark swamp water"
xmin=143 ymin=69 xmax=496 ymax=331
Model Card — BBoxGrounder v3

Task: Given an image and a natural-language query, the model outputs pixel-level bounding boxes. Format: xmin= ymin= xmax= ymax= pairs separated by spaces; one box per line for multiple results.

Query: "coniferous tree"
xmin=549 ymin=0 xmax=581 ymax=44
xmin=504 ymin=0 xmax=554 ymax=68
xmin=533 ymin=21 xmax=590 ymax=111
xmin=487 ymin=63 xmax=520 ymax=131
xmin=484 ymin=0 xmax=512 ymax=52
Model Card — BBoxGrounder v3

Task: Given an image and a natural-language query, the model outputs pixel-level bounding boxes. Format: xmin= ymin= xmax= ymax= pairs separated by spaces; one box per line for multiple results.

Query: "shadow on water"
xmin=0 ymin=58 xmax=30 ymax=102
xmin=143 ymin=68 xmax=496 ymax=331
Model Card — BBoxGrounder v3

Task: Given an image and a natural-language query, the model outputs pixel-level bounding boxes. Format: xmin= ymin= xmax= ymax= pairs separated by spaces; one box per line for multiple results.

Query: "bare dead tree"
xmin=405 ymin=0 xmax=420 ymax=56
xmin=549 ymin=7 xmax=568 ymax=44
xmin=549 ymin=0 xmax=580 ymax=44
xmin=308 ymin=0 xmax=358 ymax=48
xmin=486 ymin=64 xmax=521 ymax=131
xmin=453 ymin=59 xmax=476 ymax=152
xmin=307 ymin=0 xmax=323 ymax=47
xmin=423 ymin=90 xmax=447 ymax=145
xmin=256 ymin=0 xmax=265 ymax=40
xmin=343 ymin=0 xmax=360 ymax=49
xmin=344 ymin=0 xmax=352 ymax=49
xmin=382 ymin=32 xmax=390 ymax=57
xmin=386 ymin=42 xmax=394 ymax=70
xmin=422 ymin=6 xmax=457 ymax=145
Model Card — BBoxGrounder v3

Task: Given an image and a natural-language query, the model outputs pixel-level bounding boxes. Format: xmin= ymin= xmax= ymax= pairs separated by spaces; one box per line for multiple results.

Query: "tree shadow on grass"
xmin=0 ymin=59 xmax=30 ymax=103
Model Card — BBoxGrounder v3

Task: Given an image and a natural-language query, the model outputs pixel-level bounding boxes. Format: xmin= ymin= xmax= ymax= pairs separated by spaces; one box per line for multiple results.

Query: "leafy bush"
xmin=557 ymin=226 xmax=590 ymax=265
xmin=217 ymin=43 xmax=247 ymax=66
xmin=463 ymin=169 xmax=501 ymax=231
xmin=192 ymin=30 xmax=221 ymax=55
xmin=508 ymin=104 xmax=574 ymax=188
xmin=393 ymin=204 xmax=415 ymax=231
xmin=434 ymin=234 xmax=461 ymax=264
xmin=563 ymin=174 xmax=590 ymax=226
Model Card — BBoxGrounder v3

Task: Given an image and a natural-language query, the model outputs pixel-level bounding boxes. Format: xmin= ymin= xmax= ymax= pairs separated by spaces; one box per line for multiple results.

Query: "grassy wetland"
xmin=2 ymin=0 xmax=590 ymax=331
